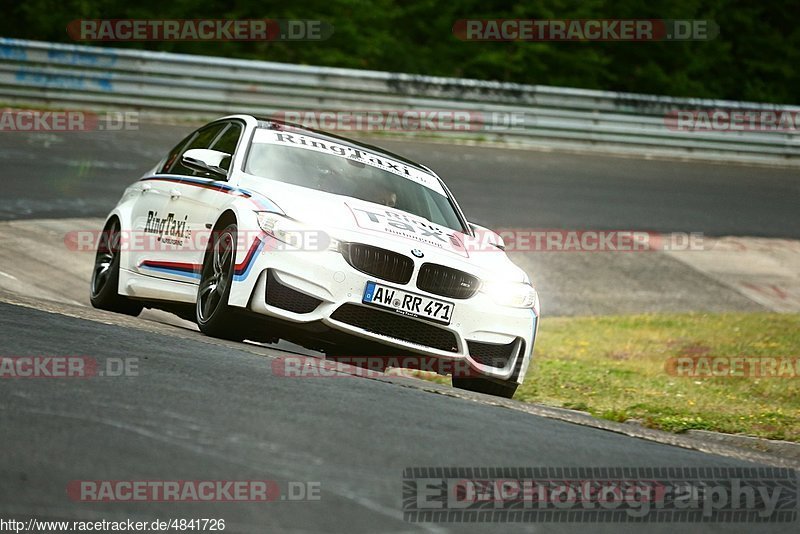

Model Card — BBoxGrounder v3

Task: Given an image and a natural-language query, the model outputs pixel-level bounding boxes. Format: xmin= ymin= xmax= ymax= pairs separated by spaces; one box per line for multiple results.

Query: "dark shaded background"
xmin=1 ymin=0 xmax=797 ymax=104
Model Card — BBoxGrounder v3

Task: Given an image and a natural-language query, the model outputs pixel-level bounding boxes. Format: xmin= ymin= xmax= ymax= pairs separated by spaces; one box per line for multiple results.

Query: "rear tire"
xmin=90 ymin=219 xmax=143 ymax=316
xmin=452 ymin=376 xmax=518 ymax=399
xmin=196 ymin=223 xmax=245 ymax=341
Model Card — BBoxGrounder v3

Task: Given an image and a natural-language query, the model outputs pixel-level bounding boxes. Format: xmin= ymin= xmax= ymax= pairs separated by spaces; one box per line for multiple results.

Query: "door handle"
xmin=141 ymin=183 xmax=152 ymax=193
xmin=169 ymin=188 xmax=181 ymax=199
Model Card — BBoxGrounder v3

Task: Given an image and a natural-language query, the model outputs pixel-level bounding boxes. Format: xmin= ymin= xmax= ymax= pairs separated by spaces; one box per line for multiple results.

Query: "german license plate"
xmin=362 ymin=281 xmax=453 ymax=325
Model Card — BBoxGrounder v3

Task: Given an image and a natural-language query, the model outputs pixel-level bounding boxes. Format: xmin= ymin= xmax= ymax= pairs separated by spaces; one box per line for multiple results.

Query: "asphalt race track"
xmin=1 ymin=122 xmax=799 ymax=533
xmin=1 ymin=124 xmax=799 ymax=238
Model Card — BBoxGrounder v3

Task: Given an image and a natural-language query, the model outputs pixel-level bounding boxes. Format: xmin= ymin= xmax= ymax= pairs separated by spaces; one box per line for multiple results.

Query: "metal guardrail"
xmin=1 ymin=37 xmax=798 ymax=165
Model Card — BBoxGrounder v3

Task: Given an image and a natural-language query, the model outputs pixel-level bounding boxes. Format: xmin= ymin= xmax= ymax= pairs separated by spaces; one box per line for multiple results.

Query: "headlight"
xmin=481 ymin=280 xmax=539 ymax=312
xmin=255 ymin=212 xmax=331 ymax=252
xmin=256 ymin=212 xmax=294 ymax=242
xmin=327 ymin=237 xmax=341 ymax=252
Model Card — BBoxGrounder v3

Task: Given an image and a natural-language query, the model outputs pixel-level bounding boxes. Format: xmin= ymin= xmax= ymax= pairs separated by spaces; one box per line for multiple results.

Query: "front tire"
xmin=90 ymin=219 xmax=143 ymax=316
xmin=196 ymin=223 xmax=245 ymax=341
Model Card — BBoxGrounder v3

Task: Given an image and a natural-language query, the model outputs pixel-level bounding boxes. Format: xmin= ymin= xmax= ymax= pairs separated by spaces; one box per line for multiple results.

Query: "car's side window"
xmin=209 ymin=123 xmax=243 ymax=173
xmin=168 ymin=123 xmax=228 ymax=177
xmin=160 ymin=132 xmax=196 ymax=174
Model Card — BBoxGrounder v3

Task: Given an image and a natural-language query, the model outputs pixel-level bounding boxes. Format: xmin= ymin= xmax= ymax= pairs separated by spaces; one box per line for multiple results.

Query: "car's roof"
xmin=252 ymin=117 xmax=431 ymax=174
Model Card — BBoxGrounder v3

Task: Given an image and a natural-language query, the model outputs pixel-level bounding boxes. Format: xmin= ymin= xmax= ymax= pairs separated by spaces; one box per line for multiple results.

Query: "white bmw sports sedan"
xmin=91 ymin=115 xmax=539 ymax=398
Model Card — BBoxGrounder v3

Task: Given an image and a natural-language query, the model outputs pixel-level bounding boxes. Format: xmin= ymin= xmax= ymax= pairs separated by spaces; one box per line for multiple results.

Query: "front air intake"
xmin=265 ymin=270 xmax=322 ymax=313
xmin=467 ymin=339 xmax=518 ymax=368
xmin=330 ymin=304 xmax=459 ymax=352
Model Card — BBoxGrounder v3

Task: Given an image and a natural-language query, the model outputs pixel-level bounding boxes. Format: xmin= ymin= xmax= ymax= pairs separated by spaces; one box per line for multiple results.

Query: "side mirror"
xmin=181 ymin=148 xmax=230 ymax=178
xmin=468 ymin=222 xmax=506 ymax=250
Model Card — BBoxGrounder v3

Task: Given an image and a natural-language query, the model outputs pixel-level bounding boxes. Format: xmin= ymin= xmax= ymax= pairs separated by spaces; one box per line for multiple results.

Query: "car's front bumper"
xmin=229 ymin=242 xmax=538 ymax=383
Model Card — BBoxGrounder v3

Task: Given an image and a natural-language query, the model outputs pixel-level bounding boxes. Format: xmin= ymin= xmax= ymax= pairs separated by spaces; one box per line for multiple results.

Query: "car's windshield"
xmin=246 ymin=128 xmax=465 ymax=232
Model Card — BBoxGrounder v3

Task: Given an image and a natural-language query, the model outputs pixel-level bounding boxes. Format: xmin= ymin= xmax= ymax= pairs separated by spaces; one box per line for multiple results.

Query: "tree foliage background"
xmin=1 ymin=0 xmax=796 ymax=104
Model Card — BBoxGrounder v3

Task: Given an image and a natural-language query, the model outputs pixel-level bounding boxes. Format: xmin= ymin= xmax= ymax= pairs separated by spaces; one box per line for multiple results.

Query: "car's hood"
xmin=238 ymin=176 xmax=529 ymax=284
